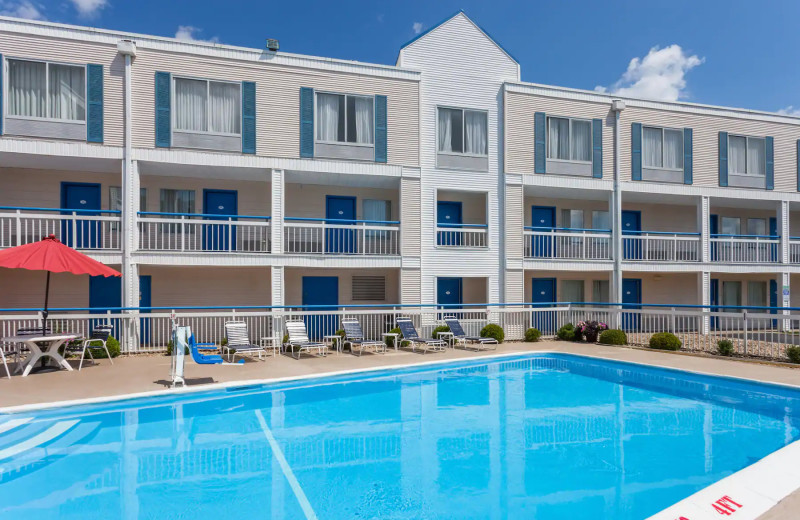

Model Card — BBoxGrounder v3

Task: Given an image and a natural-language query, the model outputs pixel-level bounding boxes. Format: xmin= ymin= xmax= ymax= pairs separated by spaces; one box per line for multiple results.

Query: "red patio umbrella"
xmin=0 ymin=234 xmax=121 ymax=334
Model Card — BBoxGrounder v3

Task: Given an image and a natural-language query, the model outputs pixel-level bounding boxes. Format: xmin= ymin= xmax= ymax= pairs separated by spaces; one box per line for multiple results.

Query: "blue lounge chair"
xmin=396 ymin=317 xmax=446 ymax=354
xmin=444 ymin=316 xmax=498 ymax=350
xmin=342 ymin=318 xmax=386 ymax=356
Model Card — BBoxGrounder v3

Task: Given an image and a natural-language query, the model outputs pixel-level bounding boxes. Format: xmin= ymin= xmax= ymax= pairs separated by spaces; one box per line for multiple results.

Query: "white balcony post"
xmin=228 ymin=217 xmax=234 ymax=252
xmin=700 ymin=271 xmax=710 ymax=335
xmin=779 ymin=272 xmax=791 ymax=331
xmin=698 ymin=195 xmax=710 ymax=263
xmin=15 ymin=210 xmax=21 ymax=246
xmin=778 ymin=200 xmax=790 ymax=264
xmin=181 ymin=216 xmax=186 ymax=252
xmin=71 ymin=212 xmax=78 ymax=247
xmin=270 ymin=168 xmax=284 ymax=255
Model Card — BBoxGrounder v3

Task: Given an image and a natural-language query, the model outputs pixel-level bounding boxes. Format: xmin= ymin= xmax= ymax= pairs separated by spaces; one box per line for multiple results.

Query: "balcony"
xmin=0 ymin=207 xmax=121 ymax=250
xmin=436 ymin=223 xmax=488 ymax=248
xmin=710 ymin=234 xmax=779 ymax=264
xmin=622 ymin=231 xmax=701 ymax=262
xmin=137 ymin=212 xmax=271 ymax=253
xmin=284 ymin=218 xmax=400 ymax=255
xmin=524 ymin=227 xmax=611 ymax=260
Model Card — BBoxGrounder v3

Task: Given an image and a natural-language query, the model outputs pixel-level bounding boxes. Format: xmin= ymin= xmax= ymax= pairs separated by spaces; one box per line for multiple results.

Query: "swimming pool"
xmin=1 ymin=353 xmax=799 ymax=519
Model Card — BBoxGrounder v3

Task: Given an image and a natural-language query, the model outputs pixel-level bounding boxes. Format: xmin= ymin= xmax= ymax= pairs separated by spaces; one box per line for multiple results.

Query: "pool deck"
xmin=1 ymin=341 xmax=799 ymax=519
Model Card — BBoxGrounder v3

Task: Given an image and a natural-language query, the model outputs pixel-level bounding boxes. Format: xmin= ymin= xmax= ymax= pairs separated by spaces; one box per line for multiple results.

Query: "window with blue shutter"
xmin=374 ymin=94 xmax=387 ymax=163
xmin=300 ymin=87 xmax=314 ymax=158
xmin=241 ymin=81 xmax=256 ymax=154
xmin=155 ymin=71 xmax=171 ymax=148
xmin=718 ymin=132 xmax=728 ymax=187
xmin=86 ymin=64 xmax=103 ymax=143
xmin=765 ymin=136 xmax=774 ymax=190
xmin=631 ymin=123 xmax=642 ymax=180
xmin=534 ymin=112 xmax=546 ymax=174
xmin=592 ymin=118 xmax=602 ymax=178
xmin=683 ymin=128 xmax=693 ymax=184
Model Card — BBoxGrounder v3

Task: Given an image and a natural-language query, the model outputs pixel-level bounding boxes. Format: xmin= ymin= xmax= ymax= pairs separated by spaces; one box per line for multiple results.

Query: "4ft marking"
xmin=711 ymin=496 xmax=743 ymax=516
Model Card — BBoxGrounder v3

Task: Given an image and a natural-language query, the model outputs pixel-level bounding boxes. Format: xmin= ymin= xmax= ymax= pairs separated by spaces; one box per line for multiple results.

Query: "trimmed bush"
xmin=165 ymin=340 xmax=189 ymax=356
xmin=557 ymin=323 xmax=577 ymax=341
xmin=599 ymin=329 xmax=627 ymax=345
xmin=385 ymin=327 xmax=405 ymax=348
xmin=787 ymin=346 xmax=800 ymax=364
xmin=649 ymin=332 xmax=682 ymax=351
xmin=334 ymin=329 xmax=346 ymax=339
xmin=432 ymin=325 xmax=450 ymax=339
xmin=717 ymin=340 xmax=734 ymax=357
xmin=87 ymin=335 xmax=121 ymax=359
xmin=480 ymin=324 xmax=504 ymax=344
xmin=524 ymin=328 xmax=542 ymax=342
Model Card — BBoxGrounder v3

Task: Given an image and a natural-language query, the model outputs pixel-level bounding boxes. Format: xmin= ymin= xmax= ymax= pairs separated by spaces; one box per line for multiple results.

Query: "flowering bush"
xmin=575 ymin=320 xmax=608 ymax=343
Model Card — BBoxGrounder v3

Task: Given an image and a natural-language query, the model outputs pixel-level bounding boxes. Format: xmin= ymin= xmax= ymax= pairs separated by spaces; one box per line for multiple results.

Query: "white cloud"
xmin=174 ymin=25 xmax=219 ymax=44
xmin=70 ymin=0 xmax=107 ymax=17
xmin=778 ymin=106 xmax=800 ymax=117
xmin=0 ymin=0 xmax=46 ymax=20
xmin=595 ymin=45 xmax=704 ymax=102
xmin=412 ymin=22 xmax=423 ymax=34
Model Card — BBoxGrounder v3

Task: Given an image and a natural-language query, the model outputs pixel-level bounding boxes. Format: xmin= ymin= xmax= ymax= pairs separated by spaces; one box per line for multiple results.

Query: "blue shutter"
xmin=765 ymin=136 xmax=774 ymax=190
xmin=591 ymin=118 xmax=602 ymax=178
xmin=683 ymin=127 xmax=693 ymax=185
xmin=718 ymin=132 xmax=728 ymax=187
xmin=534 ymin=112 xmax=546 ymax=174
xmin=374 ymin=94 xmax=387 ymax=163
xmin=0 ymin=54 xmax=3 ymax=136
xmin=631 ymin=123 xmax=642 ymax=181
xmin=86 ymin=64 xmax=104 ymax=143
xmin=300 ymin=87 xmax=314 ymax=158
xmin=154 ymin=72 xmax=171 ymax=148
xmin=241 ymin=81 xmax=256 ymax=154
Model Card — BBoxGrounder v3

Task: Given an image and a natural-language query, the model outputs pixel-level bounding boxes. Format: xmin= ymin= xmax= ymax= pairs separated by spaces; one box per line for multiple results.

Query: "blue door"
xmin=61 ymin=182 xmax=101 ymax=249
xmin=302 ymin=276 xmax=339 ymax=339
xmin=710 ymin=278 xmax=720 ymax=329
xmin=710 ymin=214 xmax=719 ymax=261
xmin=90 ymin=275 xmax=151 ymax=342
xmin=530 ymin=206 xmax=556 ymax=257
xmin=203 ymin=190 xmax=238 ymax=251
xmin=437 ymin=201 xmax=463 ymax=246
xmin=437 ymin=277 xmax=463 ymax=318
xmin=531 ymin=278 xmax=557 ymax=334
xmin=621 ymin=210 xmax=642 ymax=260
xmin=621 ymin=278 xmax=642 ymax=331
xmin=326 ymin=196 xmax=357 ymax=253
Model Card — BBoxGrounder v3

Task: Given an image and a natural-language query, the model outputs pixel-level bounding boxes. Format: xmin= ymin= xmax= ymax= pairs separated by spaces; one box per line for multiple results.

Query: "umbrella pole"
xmin=42 ymin=270 xmax=50 ymax=336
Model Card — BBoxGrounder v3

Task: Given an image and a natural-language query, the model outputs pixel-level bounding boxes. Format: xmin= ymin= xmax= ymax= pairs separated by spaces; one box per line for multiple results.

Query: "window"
xmin=317 ymin=93 xmax=374 ymax=145
xmin=729 ymin=135 xmax=765 ymax=176
xmin=721 ymin=217 xmax=741 ymax=236
xmin=561 ymin=280 xmax=585 ymax=303
xmin=160 ymin=189 xmax=195 ymax=214
xmin=547 ymin=116 xmax=591 ymax=162
xmin=561 ymin=209 xmax=584 ymax=229
xmin=363 ymin=199 xmax=391 ymax=239
xmin=352 ymin=276 xmax=386 ymax=301
xmin=110 ymin=186 xmax=147 ymax=212
xmin=438 ymin=107 xmax=487 ymax=155
xmin=747 ymin=281 xmax=767 ymax=307
xmin=592 ymin=280 xmax=610 ymax=303
xmin=7 ymin=59 xmax=85 ymax=121
xmin=747 ymin=218 xmax=766 ymax=236
xmin=592 ymin=210 xmax=610 ymax=230
xmin=174 ymin=77 xmax=241 ymax=135
xmin=722 ymin=281 xmax=742 ymax=308
xmin=643 ymin=126 xmax=683 ymax=169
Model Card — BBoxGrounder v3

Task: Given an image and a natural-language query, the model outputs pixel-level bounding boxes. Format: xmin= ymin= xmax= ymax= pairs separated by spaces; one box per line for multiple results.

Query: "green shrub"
xmin=524 ymin=328 xmax=542 ymax=342
xmin=786 ymin=346 xmax=800 ymax=364
xmin=282 ymin=334 xmax=289 ymax=345
xmin=599 ymin=329 xmax=627 ymax=345
xmin=385 ymin=327 xmax=404 ymax=348
xmin=557 ymin=323 xmax=577 ymax=341
xmin=88 ymin=335 xmax=121 ymax=359
xmin=432 ymin=325 xmax=450 ymax=339
xmin=480 ymin=324 xmax=504 ymax=344
xmin=717 ymin=340 xmax=734 ymax=357
xmin=165 ymin=340 xmax=189 ymax=356
xmin=649 ymin=332 xmax=682 ymax=351
xmin=334 ymin=329 xmax=346 ymax=339
xmin=220 ymin=338 xmax=228 ymax=347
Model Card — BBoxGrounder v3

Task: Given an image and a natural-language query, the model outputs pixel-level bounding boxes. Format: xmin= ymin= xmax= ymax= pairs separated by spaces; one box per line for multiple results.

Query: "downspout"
xmin=611 ymin=99 xmax=625 ymax=318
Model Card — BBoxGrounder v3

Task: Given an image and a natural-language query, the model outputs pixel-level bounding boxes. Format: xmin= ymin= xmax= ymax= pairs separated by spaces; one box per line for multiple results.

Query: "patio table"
xmin=2 ymin=334 xmax=79 ymax=377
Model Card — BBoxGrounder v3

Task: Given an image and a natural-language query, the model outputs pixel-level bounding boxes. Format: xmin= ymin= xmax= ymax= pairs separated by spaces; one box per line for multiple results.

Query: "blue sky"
xmin=3 ymin=0 xmax=799 ymax=114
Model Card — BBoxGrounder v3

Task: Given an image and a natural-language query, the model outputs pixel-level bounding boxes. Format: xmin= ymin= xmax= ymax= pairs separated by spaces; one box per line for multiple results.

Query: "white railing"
xmin=0 ymin=207 xmax=121 ymax=250
xmin=524 ymin=228 xmax=611 ymax=260
xmin=710 ymin=235 xmax=779 ymax=263
xmin=622 ymin=232 xmax=701 ymax=262
xmin=284 ymin=218 xmax=400 ymax=255
xmin=137 ymin=212 xmax=271 ymax=253
xmin=790 ymin=238 xmax=800 ymax=264
xmin=436 ymin=225 xmax=487 ymax=248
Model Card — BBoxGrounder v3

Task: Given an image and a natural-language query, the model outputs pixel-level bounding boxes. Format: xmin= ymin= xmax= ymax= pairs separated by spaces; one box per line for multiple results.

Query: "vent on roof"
xmin=266 ymin=39 xmax=279 ymax=52
xmin=352 ymin=276 xmax=386 ymax=301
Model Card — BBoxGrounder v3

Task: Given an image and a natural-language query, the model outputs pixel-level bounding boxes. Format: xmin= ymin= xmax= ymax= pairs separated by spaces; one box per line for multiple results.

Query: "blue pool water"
xmin=1 ymin=353 xmax=800 ymax=520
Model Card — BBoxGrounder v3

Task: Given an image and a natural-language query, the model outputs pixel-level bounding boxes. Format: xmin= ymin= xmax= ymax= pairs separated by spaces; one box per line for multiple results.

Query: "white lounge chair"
xmin=224 ymin=322 xmax=268 ymax=362
xmin=284 ymin=320 xmax=329 ymax=359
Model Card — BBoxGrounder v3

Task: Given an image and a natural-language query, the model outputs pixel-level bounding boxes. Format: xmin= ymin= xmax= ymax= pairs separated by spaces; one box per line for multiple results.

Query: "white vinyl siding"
xmin=729 ymin=135 xmax=766 ymax=176
xmin=547 ymin=116 xmax=591 ymax=162
xmin=7 ymin=58 xmax=85 ymax=122
xmin=174 ymin=77 xmax=241 ymax=136
xmin=642 ymin=126 xmax=683 ymax=170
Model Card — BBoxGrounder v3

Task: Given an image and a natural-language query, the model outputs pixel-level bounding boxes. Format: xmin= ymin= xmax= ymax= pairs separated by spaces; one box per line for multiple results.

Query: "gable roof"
xmin=399 ymin=11 xmax=519 ymax=65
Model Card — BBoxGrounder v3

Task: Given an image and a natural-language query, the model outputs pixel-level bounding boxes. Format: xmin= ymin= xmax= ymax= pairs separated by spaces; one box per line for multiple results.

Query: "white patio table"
xmin=2 ymin=334 xmax=79 ymax=377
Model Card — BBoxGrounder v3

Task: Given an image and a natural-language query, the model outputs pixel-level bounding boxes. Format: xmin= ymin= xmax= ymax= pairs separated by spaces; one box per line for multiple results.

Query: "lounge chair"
xmin=188 ymin=328 xmax=243 ymax=365
xmin=63 ymin=325 xmax=114 ymax=370
xmin=444 ymin=316 xmax=498 ymax=350
xmin=342 ymin=318 xmax=386 ymax=356
xmin=284 ymin=320 xmax=329 ymax=359
xmin=395 ymin=317 xmax=446 ymax=354
xmin=223 ymin=322 xmax=268 ymax=362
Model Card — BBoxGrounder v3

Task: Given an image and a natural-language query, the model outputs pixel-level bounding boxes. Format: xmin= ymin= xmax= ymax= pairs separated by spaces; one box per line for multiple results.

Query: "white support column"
xmin=270 ymin=169 xmax=284 ymax=255
xmin=778 ymin=272 xmax=790 ymax=331
xmin=778 ymin=200 xmax=790 ymax=264
xmin=271 ymin=265 xmax=285 ymax=343
xmin=698 ymin=195 xmax=710 ymax=264
xmin=700 ymin=271 xmax=710 ymax=334
xmin=609 ymin=190 xmax=622 ymax=306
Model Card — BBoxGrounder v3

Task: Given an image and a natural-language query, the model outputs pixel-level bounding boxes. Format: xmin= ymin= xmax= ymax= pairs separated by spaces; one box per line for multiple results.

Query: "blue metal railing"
xmin=0 ymin=206 xmax=121 ymax=215
xmin=138 ymin=211 xmax=270 ymax=220
xmin=284 ymin=217 xmax=400 ymax=225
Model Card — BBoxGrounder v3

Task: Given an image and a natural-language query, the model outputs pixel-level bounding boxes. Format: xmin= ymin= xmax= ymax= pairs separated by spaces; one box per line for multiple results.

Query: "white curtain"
xmin=465 ymin=111 xmax=487 ymax=155
xmin=354 ymin=97 xmax=374 ymax=144
xmin=175 ymin=79 xmax=207 ymax=132
xmin=592 ymin=280 xmax=610 ymax=303
xmin=561 ymin=280 xmax=585 ymax=303
xmin=729 ymin=135 xmax=747 ymax=174
xmin=438 ymin=108 xmax=453 ymax=152
xmin=49 ymin=64 xmax=85 ymax=121
xmin=548 ymin=117 xmax=569 ymax=160
xmin=747 ymin=138 xmax=766 ymax=175
xmin=592 ymin=210 xmax=610 ymax=230
xmin=664 ymin=129 xmax=683 ymax=169
xmin=643 ymin=127 xmax=662 ymax=168
xmin=721 ymin=217 xmax=741 ymax=235
xmin=571 ymin=120 xmax=591 ymax=161
xmin=8 ymin=60 xmax=46 ymax=118
xmin=209 ymin=82 xmax=240 ymax=134
xmin=160 ymin=189 xmax=195 ymax=214
xmin=747 ymin=218 xmax=766 ymax=236
xmin=317 ymin=93 xmax=340 ymax=141
xmin=747 ymin=281 xmax=767 ymax=307
xmin=722 ymin=282 xmax=741 ymax=307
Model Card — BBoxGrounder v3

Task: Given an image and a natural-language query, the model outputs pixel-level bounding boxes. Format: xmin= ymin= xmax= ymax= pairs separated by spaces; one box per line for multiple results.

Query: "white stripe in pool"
xmin=0 ymin=417 xmax=32 ymax=435
xmin=0 ymin=420 xmax=78 ymax=460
